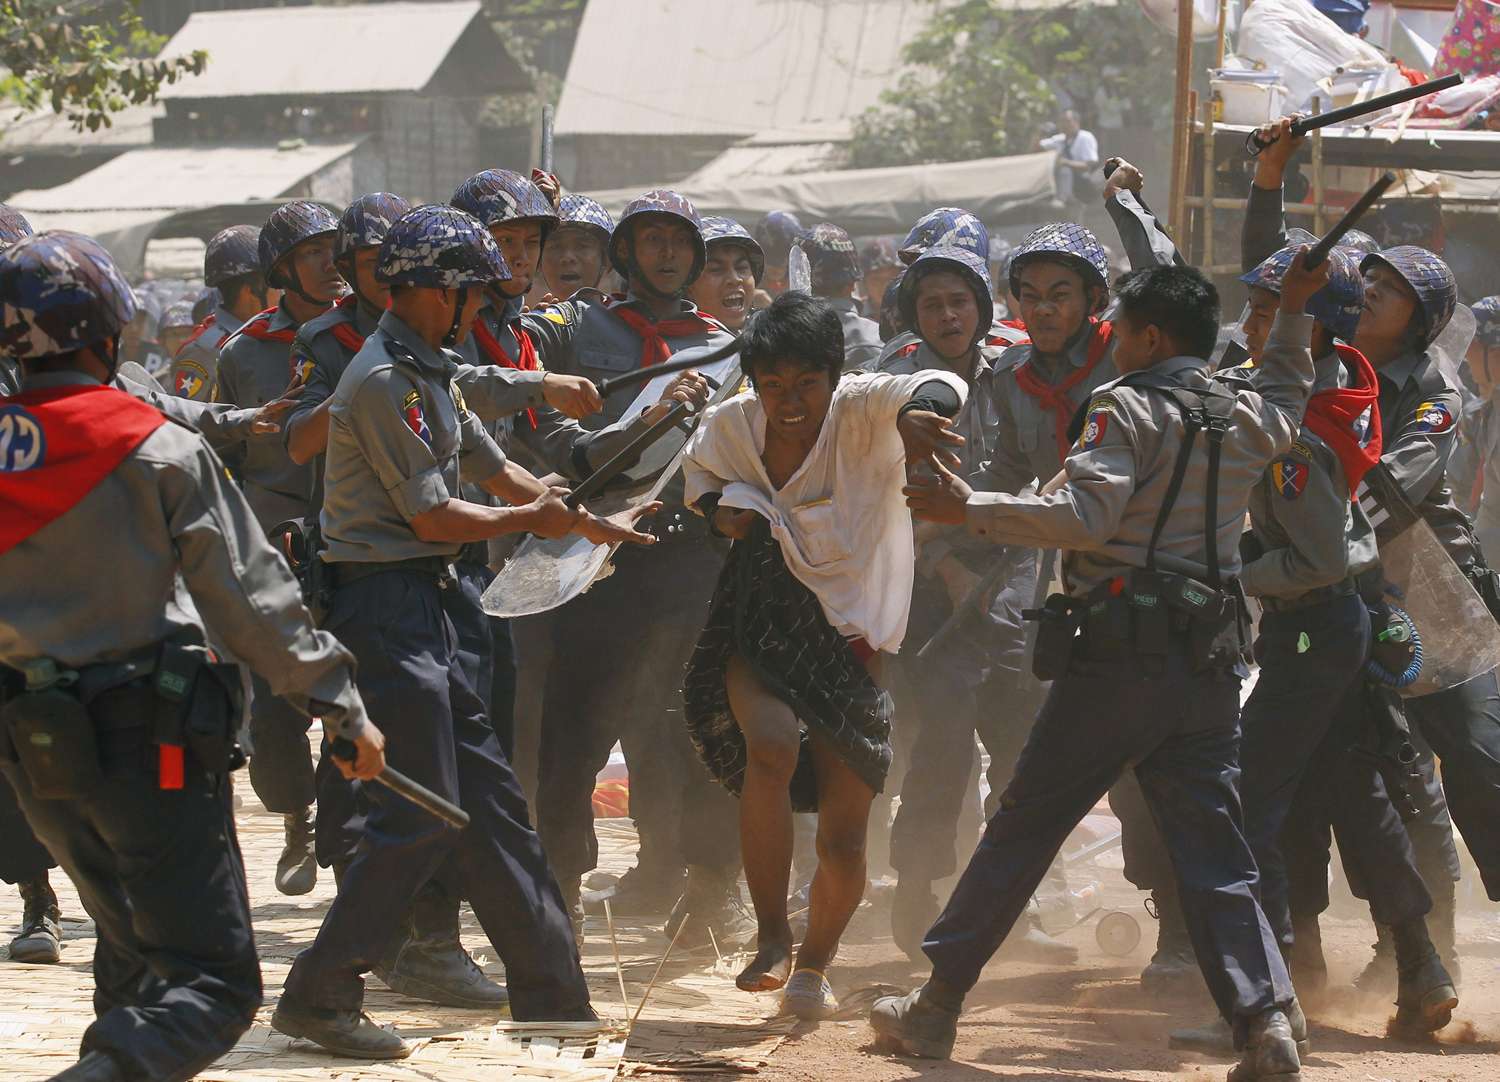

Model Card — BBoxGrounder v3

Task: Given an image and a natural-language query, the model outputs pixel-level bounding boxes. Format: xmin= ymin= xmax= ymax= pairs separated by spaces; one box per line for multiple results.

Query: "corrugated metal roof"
xmin=0 ymin=101 xmax=162 ymax=152
xmin=555 ymin=0 xmax=927 ymax=137
xmin=8 ymin=139 xmax=360 ymax=213
xmin=157 ymin=2 xmax=526 ymax=99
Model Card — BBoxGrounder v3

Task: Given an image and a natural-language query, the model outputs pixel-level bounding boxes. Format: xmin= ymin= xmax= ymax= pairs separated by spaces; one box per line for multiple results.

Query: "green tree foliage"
xmin=1 ymin=0 xmax=207 ymax=132
xmin=850 ymin=0 xmax=1176 ymax=168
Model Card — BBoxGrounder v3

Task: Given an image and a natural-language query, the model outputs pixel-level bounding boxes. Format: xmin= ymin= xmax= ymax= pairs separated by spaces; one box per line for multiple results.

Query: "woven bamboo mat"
xmin=0 ymin=788 xmax=792 ymax=1081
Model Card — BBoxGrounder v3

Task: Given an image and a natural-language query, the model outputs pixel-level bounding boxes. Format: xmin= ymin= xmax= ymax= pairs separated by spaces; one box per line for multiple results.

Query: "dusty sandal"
xmin=782 ymin=969 xmax=838 ymax=1020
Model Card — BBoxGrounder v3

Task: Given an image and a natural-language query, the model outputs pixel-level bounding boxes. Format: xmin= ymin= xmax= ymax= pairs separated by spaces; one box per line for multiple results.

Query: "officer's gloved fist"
xmin=542 ymin=372 xmax=603 ymax=418
xmin=574 ymin=500 xmax=663 ymax=547
xmin=904 ymin=459 xmax=973 ymax=525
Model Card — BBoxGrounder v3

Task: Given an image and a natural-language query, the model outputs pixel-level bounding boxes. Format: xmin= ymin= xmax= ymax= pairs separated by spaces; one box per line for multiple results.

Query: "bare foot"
xmin=736 ymin=932 xmax=794 ymax=992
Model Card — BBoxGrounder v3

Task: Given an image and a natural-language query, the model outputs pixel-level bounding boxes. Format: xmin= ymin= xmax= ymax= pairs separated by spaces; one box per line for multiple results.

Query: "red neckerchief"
xmin=1301 ymin=344 xmax=1383 ymax=497
xmin=602 ymin=293 xmax=725 ymax=368
xmin=177 ymin=313 xmax=216 ymax=358
xmin=328 ymin=295 xmax=367 ymax=354
xmin=0 ymin=384 xmax=167 ymax=554
xmin=239 ymin=305 xmax=298 ymax=343
xmin=1012 ymin=318 xmax=1113 ymax=465
xmin=472 ymin=313 xmax=541 ymax=427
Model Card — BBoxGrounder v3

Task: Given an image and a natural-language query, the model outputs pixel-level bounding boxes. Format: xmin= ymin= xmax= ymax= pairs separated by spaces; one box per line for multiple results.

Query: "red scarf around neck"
xmin=0 ymin=384 xmax=167 ymax=554
xmin=603 ymin=295 xmax=723 ymax=369
xmin=472 ymin=313 xmax=541 ymax=427
xmin=240 ymin=306 xmax=298 ymax=343
xmin=1012 ymin=318 xmax=1113 ymax=465
xmin=328 ymin=295 xmax=368 ymax=354
xmin=1301 ymin=344 xmax=1383 ymax=497
xmin=177 ymin=313 xmax=217 ymax=358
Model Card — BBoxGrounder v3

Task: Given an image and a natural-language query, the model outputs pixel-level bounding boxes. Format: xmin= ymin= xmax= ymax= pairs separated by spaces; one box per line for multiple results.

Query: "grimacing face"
xmin=688 ymin=242 xmax=756 ymax=328
xmin=752 ymin=355 xmax=834 ymax=444
xmin=1013 ymin=259 xmax=1095 ymax=356
xmin=913 ymin=269 xmax=979 ymax=361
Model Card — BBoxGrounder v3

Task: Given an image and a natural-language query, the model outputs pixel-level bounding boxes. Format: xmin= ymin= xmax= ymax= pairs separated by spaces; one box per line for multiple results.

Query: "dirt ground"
xmin=758 ymin=870 xmax=1500 ymax=1082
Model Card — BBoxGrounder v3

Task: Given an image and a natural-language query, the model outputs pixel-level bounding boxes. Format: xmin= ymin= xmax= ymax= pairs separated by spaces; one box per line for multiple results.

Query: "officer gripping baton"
xmin=1304 ymin=171 xmax=1396 ymax=269
xmin=564 ymin=396 xmax=706 ymax=507
xmin=330 ymin=737 xmax=471 ymax=829
xmin=594 ymin=339 xmax=742 ymax=398
xmin=1245 ymin=73 xmax=1462 ymax=156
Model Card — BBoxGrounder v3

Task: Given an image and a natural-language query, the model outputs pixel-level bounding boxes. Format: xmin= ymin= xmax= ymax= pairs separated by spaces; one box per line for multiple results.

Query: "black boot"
xmin=1140 ymin=889 xmax=1200 ymax=996
xmin=663 ymin=864 xmax=755 ymax=949
xmin=1352 ymin=922 xmax=1397 ymax=1000
xmin=1286 ymin=912 xmax=1327 ymax=1010
xmin=1171 ymin=999 xmax=1309 ymax=1059
xmin=46 ymin=1051 xmax=125 ymax=1081
xmin=870 ymin=978 xmax=964 ymax=1059
xmin=272 ymin=994 xmax=411 ymax=1059
xmin=276 ymin=807 xmax=317 ymax=896
xmin=10 ymin=874 xmax=61 ymax=964
xmin=373 ymin=880 xmax=508 ymax=1009
xmin=1390 ymin=917 xmax=1458 ymax=1038
xmin=1227 ymin=1007 xmax=1302 ymax=1082
xmin=1427 ymin=878 xmax=1461 ymax=990
xmin=610 ymin=864 xmax=686 ymax=916
xmin=890 ymin=877 xmax=939 ymax=965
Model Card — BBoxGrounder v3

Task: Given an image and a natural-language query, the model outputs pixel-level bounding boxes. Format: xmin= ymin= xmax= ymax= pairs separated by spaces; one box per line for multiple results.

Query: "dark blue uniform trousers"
xmin=286 ymin=570 xmax=589 ymax=1019
xmin=0 ymin=769 xmax=55 ymax=883
xmin=922 ymin=634 xmax=1292 ymax=1030
xmin=3 ymin=728 xmax=260 ymax=1082
xmin=1406 ymin=668 xmax=1500 ymax=900
xmin=246 ymin=673 xmax=316 ymax=813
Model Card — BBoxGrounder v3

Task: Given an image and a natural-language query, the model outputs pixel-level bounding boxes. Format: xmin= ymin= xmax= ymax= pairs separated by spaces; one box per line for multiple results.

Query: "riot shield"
xmin=1428 ymin=303 xmax=1475 ymax=394
xmin=1359 ymin=462 xmax=1500 ymax=697
xmin=481 ymin=349 xmax=743 ymax=618
xmin=115 ymin=360 xmax=167 ymax=394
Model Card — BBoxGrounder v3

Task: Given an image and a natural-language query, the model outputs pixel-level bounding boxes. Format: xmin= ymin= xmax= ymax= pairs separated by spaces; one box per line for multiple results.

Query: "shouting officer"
xmin=270 ymin=205 xmax=653 ymax=1059
xmin=168 ymin=225 xmax=275 ymax=402
xmin=540 ymin=195 xmax=615 ymax=302
xmin=882 ymin=259 xmax=1324 ymax=1081
xmin=214 ymin=200 xmax=345 ymax=897
xmin=689 ymin=216 xmax=762 ymax=331
xmin=0 ymin=229 xmax=381 ymax=1082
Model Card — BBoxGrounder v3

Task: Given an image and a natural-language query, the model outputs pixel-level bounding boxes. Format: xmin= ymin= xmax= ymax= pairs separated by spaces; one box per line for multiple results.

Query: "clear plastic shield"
xmin=1379 ymin=517 xmax=1500 ymax=697
xmin=1428 ymin=303 xmax=1475 ymax=394
xmin=788 ymin=245 xmax=812 ymax=295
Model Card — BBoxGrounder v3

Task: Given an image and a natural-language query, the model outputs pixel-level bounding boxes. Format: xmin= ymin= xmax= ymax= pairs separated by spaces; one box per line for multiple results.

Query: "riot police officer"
xmin=0 ymin=229 xmax=380 ymax=1082
xmin=795 ymin=223 xmax=882 ymax=368
xmin=689 ymin=216 xmax=762 ymax=331
xmin=168 ymin=225 xmax=275 ymax=402
xmin=882 ymin=259 xmax=1323 ymax=1081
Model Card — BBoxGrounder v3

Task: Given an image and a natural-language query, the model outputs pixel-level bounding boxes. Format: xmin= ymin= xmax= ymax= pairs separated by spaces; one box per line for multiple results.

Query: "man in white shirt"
xmin=1034 ymin=111 xmax=1100 ymax=219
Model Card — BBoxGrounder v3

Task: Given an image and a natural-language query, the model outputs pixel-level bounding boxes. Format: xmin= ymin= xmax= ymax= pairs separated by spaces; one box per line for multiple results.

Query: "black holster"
xmin=1349 ymin=682 xmax=1422 ymax=823
xmin=269 ymin=517 xmax=333 ymax=625
xmin=155 ymin=642 xmax=245 ymax=776
xmin=1024 ymin=593 xmax=1082 ymax=681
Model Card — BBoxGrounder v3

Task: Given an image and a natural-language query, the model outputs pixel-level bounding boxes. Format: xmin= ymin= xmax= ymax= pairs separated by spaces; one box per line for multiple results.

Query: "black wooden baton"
xmin=331 ymin=737 xmax=470 ymax=829
xmin=595 ymin=339 xmax=742 ymax=398
xmin=1246 ymin=73 xmax=1463 ymax=155
xmin=563 ymin=399 xmax=696 ymax=508
xmin=1304 ymin=171 xmax=1396 ymax=269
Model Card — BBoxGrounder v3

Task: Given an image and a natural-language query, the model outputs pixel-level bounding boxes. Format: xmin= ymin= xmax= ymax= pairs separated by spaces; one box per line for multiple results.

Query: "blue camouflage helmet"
xmin=1008 ymin=222 xmax=1110 ymax=299
xmin=556 ymin=194 xmax=615 ymax=251
xmin=160 ymin=299 xmax=197 ymax=332
xmin=0 ymin=204 xmax=34 ymax=251
xmin=1361 ymin=246 xmax=1457 ymax=350
xmin=1472 ymin=296 xmax=1500 ymax=349
xmin=451 ymin=169 xmax=559 ymax=243
xmin=897 ymin=246 xmax=995 ymax=350
xmin=1340 ymin=228 xmax=1382 ymax=255
xmin=700 ymin=215 xmax=765 ymax=283
xmin=0 ymin=230 xmax=139 ymax=360
xmin=754 ymin=210 xmax=803 ymax=268
xmin=794 ymin=223 xmax=860 ymax=288
xmin=336 ymin=193 xmax=413 ymax=261
xmin=376 ymin=204 xmax=511 ymax=290
xmin=1241 ymin=244 xmax=1364 ymax=342
xmin=204 ymin=225 xmax=261 ymax=286
xmin=609 ymin=189 xmax=706 ymax=284
xmin=899 ymin=208 xmax=989 ymax=266
xmin=259 ymin=200 xmax=339 ymax=281
xmin=859 ymin=236 xmax=900 ymax=276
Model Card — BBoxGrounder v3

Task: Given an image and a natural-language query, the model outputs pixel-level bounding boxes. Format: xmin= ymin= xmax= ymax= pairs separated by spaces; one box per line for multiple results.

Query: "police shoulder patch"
xmin=1290 ymin=440 xmax=1314 ymax=461
xmin=1078 ymin=397 xmax=1116 ymax=451
xmin=1414 ymin=400 xmax=1453 ymax=434
xmin=1272 ymin=457 xmax=1309 ymax=500
xmin=173 ymin=359 xmax=209 ymax=399
xmin=402 ymin=388 xmax=432 ymax=447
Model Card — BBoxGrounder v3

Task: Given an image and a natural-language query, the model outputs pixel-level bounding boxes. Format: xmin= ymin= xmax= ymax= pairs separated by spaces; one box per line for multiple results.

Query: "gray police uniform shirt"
xmin=1228 ymin=353 xmax=1379 ymax=600
xmin=213 ymin=304 xmax=317 ymax=530
xmin=321 ymin=310 xmax=508 ymax=565
xmin=828 ymin=297 xmax=884 ymax=370
xmin=978 ymin=323 xmax=1120 ymax=497
xmin=0 ymin=371 xmax=368 ymax=739
xmin=1468 ymin=395 xmax=1500 ymax=555
xmin=168 ymin=303 xmax=242 ymax=403
xmin=966 ymin=311 xmax=1316 ymax=595
xmin=877 ymin=340 xmax=1006 ymax=577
